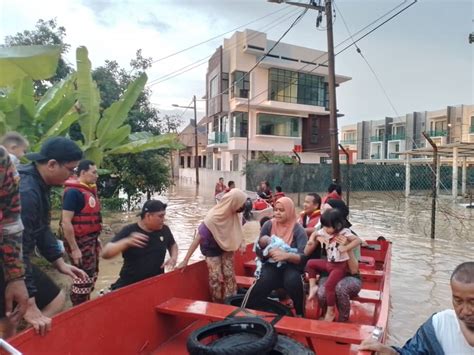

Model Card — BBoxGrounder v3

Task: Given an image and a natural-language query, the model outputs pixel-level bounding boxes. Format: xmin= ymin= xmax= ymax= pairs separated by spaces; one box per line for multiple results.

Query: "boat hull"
xmin=7 ymin=240 xmax=391 ymax=354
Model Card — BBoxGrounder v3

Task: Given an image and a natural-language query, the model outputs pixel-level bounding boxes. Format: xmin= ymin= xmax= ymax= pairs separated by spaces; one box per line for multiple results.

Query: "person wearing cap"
xmin=60 ymin=160 xmax=102 ymax=306
xmin=101 ymin=200 xmax=178 ymax=290
xmin=18 ymin=137 xmax=87 ymax=336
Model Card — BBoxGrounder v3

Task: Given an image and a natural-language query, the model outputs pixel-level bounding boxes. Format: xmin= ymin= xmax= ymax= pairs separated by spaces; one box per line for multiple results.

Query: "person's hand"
xmin=24 ymin=298 xmax=52 ymax=336
xmin=239 ymin=242 xmax=247 ymax=254
xmin=4 ymin=278 xmax=28 ymax=324
xmin=70 ymin=248 xmax=82 ymax=266
xmin=334 ymin=235 xmax=349 ymax=245
xmin=316 ymin=236 xmax=327 ymax=247
xmin=57 ymin=262 xmax=88 ymax=280
xmin=176 ymin=259 xmax=189 ymax=272
xmin=338 ymin=245 xmax=348 ymax=253
xmin=161 ymin=258 xmax=177 ymax=271
xmin=359 ymin=338 xmax=397 ymax=355
xmin=268 ymin=248 xmax=288 ymax=262
xmin=126 ymin=233 xmax=149 ymax=248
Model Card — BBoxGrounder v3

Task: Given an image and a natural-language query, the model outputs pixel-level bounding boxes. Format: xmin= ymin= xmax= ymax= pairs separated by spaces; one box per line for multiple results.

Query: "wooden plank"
xmin=156 ymin=297 xmax=374 ymax=344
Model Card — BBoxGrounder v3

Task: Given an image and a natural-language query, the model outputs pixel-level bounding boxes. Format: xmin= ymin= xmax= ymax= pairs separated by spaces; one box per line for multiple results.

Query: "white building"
xmin=204 ymin=29 xmax=351 ymax=172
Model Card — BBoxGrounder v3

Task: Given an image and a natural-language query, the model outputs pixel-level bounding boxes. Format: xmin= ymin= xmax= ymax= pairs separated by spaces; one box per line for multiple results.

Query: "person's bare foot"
xmin=307 ymin=285 xmax=319 ymax=301
xmin=324 ymin=306 xmax=336 ymax=322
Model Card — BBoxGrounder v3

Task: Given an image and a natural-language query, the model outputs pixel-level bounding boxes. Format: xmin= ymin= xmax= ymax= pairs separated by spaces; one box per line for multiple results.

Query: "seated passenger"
xmin=245 ymin=197 xmax=307 ymax=317
xmin=254 ymin=235 xmax=298 ymax=277
xmin=321 ymin=183 xmax=342 ymax=205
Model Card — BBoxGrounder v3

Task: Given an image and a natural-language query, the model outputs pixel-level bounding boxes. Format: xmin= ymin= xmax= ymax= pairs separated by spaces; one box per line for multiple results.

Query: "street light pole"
xmin=193 ymin=95 xmax=200 ymax=185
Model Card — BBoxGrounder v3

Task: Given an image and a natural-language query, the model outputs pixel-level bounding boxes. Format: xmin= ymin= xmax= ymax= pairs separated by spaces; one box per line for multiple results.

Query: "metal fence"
xmin=245 ymin=161 xmax=474 ymax=197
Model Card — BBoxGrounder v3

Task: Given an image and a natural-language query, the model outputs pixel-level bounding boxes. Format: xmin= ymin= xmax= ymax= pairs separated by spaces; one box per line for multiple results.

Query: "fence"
xmin=245 ymin=161 xmax=474 ymax=197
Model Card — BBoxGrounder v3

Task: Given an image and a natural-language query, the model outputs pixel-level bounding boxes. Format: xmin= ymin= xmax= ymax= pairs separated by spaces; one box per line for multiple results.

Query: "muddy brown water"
xmin=48 ymin=180 xmax=473 ymax=346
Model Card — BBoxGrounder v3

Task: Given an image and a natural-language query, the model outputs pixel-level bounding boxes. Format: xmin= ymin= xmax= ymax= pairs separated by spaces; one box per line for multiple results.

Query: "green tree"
xmin=3 ymin=18 xmax=72 ymax=97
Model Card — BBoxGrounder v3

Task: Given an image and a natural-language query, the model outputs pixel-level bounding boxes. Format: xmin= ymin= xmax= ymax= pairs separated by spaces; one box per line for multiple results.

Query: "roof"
xmin=402 ymin=142 xmax=474 ymax=158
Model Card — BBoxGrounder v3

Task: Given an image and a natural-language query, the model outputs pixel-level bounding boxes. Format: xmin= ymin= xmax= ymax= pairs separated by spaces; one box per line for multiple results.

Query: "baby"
xmin=254 ymin=234 xmax=298 ymax=277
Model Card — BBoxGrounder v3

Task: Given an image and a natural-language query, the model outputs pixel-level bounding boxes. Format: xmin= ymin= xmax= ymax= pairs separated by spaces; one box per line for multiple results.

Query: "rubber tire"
xmin=210 ymin=333 xmax=315 ymax=355
xmin=187 ymin=317 xmax=277 ymax=355
xmin=224 ymin=294 xmax=293 ymax=317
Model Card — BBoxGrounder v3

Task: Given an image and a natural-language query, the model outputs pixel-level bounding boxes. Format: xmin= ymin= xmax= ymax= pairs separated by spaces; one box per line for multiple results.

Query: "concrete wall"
xmin=179 ymin=168 xmax=246 ymax=190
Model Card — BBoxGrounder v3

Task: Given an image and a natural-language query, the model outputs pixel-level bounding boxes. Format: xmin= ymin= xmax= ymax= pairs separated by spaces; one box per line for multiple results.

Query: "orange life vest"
xmin=64 ymin=179 xmax=102 ymax=237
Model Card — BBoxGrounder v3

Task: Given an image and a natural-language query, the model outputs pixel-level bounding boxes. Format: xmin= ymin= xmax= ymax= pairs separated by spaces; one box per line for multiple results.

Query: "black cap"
xmin=25 ymin=137 xmax=83 ymax=163
xmin=140 ymin=200 xmax=167 ymax=217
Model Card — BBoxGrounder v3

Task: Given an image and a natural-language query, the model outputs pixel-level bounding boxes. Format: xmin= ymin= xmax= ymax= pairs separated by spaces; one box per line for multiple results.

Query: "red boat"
xmin=7 ymin=239 xmax=391 ymax=354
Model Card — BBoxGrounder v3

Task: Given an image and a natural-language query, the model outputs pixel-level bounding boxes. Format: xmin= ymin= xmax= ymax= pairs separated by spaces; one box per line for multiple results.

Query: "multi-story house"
xmin=203 ymin=29 xmax=351 ymax=171
xmin=349 ymin=104 xmax=474 ymax=161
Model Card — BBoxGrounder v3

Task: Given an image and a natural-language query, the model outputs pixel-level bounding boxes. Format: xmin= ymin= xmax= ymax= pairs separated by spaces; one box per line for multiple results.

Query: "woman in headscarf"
xmin=245 ymin=197 xmax=308 ymax=316
xmin=306 ymin=199 xmax=363 ymax=322
xmin=177 ymin=188 xmax=247 ymax=302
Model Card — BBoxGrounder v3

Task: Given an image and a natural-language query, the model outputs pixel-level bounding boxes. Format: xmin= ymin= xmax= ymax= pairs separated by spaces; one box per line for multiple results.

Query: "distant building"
xmin=339 ymin=104 xmax=474 ymax=161
xmin=202 ymin=29 xmax=351 ymax=172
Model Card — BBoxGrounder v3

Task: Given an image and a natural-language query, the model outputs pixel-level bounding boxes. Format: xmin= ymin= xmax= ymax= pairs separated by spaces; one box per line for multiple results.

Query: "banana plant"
xmin=74 ymin=46 xmax=179 ymax=166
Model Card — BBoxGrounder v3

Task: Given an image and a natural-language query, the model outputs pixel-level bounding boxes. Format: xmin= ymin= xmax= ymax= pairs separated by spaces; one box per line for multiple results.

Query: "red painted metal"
xmin=6 ymin=240 xmax=391 ymax=355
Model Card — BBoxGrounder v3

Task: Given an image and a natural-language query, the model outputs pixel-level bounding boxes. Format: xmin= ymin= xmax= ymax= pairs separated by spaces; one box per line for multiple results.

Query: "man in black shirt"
xmin=102 ymin=200 xmax=178 ymax=290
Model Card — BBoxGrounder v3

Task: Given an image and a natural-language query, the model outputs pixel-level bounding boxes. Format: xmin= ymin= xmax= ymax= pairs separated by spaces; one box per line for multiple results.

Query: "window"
xmin=210 ymin=75 xmax=219 ymax=98
xmin=232 ymin=154 xmax=239 ymax=171
xmin=180 ymin=156 xmax=184 ymax=168
xmin=377 ymin=129 xmax=385 ymax=140
xmin=213 ymin=116 xmax=219 ymax=132
xmin=230 ymin=112 xmax=248 ymax=138
xmin=268 ymin=68 xmax=327 ymax=106
xmin=257 ymin=113 xmax=300 ymax=137
xmin=431 ymin=120 xmax=447 ymax=131
xmin=222 ymin=73 xmax=229 ymax=95
xmin=231 ymin=71 xmax=249 ymax=98
xmin=393 ymin=126 xmax=405 ymax=136
xmin=310 ymin=117 xmax=319 ymax=144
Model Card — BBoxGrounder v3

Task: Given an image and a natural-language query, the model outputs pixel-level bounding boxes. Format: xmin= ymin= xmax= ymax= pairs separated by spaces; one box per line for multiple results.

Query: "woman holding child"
xmin=246 ymin=197 xmax=307 ymax=317
xmin=177 ymin=188 xmax=247 ymax=303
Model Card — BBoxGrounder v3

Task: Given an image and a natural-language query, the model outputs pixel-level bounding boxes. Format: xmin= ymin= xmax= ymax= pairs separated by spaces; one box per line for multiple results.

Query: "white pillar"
xmin=452 ymin=147 xmax=458 ymax=199
xmin=462 ymin=156 xmax=467 ymax=196
xmin=405 ymin=154 xmax=411 ymax=197
xmin=436 ymin=156 xmax=441 ymax=196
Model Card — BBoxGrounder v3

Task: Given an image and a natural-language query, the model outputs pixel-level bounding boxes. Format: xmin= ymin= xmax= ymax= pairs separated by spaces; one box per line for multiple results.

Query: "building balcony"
xmin=208 ymin=132 xmax=228 ymax=145
xmin=389 ymin=152 xmax=400 ymax=159
xmin=428 ymin=130 xmax=447 ymax=137
xmin=370 ymin=136 xmax=383 ymax=142
xmin=387 ymin=133 xmax=406 ymax=140
xmin=370 ymin=153 xmax=381 ymax=159
xmin=340 ymin=139 xmax=356 ymax=145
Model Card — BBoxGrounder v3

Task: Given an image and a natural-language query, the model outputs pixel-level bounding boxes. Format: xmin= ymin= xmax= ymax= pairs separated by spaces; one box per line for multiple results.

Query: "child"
xmin=254 ymin=234 xmax=298 ymax=277
xmin=305 ymin=208 xmax=361 ymax=321
xmin=0 ymin=132 xmax=29 ymax=168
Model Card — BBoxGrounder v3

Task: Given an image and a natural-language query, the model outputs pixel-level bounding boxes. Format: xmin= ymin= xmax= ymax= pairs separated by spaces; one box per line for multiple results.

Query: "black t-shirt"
xmin=111 ymin=223 xmax=176 ymax=289
xmin=62 ymin=189 xmax=85 ymax=213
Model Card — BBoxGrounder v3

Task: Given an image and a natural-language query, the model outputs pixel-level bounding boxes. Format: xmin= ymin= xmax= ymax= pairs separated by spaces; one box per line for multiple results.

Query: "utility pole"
xmin=268 ymin=0 xmax=340 ymax=182
xmin=325 ymin=0 xmax=340 ymax=183
xmin=193 ymin=95 xmax=200 ymax=185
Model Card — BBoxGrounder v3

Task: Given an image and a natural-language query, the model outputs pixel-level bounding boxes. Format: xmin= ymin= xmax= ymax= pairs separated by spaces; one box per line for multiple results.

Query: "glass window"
xmin=311 ymin=117 xmax=319 ymax=143
xmin=210 ymin=75 xmax=219 ymax=98
xmin=222 ymin=72 xmax=229 ymax=95
xmin=230 ymin=112 xmax=248 ymax=138
xmin=268 ymin=68 xmax=327 ymax=107
xmin=231 ymin=71 xmax=249 ymax=98
xmin=257 ymin=113 xmax=300 ymax=137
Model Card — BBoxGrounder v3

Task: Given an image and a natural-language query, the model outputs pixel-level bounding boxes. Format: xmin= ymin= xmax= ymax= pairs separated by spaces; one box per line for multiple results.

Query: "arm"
xmin=101 ymin=232 xmax=148 ymax=259
xmin=177 ymin=232 xmax=201 ymax=269
xmin=269 ymin=225 xmax=306 ymax=265
xmin=162 ymin=242 xmax=179 ymax=270
xmin=304 ymin=231 xmax=320 ymax=256
xmin=338 ymin=233 xmax=362 ymax=253
xmin=61 ymin=210 xmax=82 ymax=265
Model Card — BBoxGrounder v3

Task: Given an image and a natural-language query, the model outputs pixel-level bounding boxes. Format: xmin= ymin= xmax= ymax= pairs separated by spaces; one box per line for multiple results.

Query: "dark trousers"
xmin=246 ymin=263 xmax=305 ymax=316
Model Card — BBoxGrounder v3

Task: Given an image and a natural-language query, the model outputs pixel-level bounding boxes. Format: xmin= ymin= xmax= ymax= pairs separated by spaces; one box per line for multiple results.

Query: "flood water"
xmin=93 ymin=180 xmax=473 ymax=346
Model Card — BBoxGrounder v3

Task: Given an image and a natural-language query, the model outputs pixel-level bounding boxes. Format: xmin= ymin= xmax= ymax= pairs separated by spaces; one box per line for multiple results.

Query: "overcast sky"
xmin=1 ymin=0 xmax=472 ymax=127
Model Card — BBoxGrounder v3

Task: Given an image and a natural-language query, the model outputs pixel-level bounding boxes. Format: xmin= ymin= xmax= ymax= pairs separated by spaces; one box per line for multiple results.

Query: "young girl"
xmin=305 ymin=208 xmax=361 ymax=321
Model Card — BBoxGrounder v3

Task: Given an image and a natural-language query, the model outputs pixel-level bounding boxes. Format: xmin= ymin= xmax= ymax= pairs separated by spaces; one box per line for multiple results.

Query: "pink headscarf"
xmin=271 ymin=197 xmax=297 ymax=246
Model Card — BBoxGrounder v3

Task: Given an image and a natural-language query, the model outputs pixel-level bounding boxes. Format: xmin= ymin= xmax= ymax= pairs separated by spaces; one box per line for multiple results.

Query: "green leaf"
xmin=97 ymin=73 xmax=147 ymax=142
xmin=38 ymin=110 xmax=80 ymax=144
xmin=101 ymin=124 xmax=131 ymax=149
xmin=76 ymin=46 xmax=100 ymax=144
xmin=129 ymin=131 xmax=153 ymax=141
xmin=0 ymin=112 xmax=6 ymax=136
xmin=0 ymin=78 xmax=35 ymax=131
xmin=84 ymin=146 xmax=104 ymax=167
xmin=107 ymin=133 xmax=179 ymax=155
xmin=35 ymin=73 xmax=77 ymax=130
xmin=0 ymin=45 xmax=61 ymax=86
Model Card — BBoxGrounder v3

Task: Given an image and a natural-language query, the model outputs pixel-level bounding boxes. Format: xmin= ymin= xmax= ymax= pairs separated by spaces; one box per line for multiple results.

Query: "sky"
xmin=1 ymin=0 xmax=473 ymax=128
